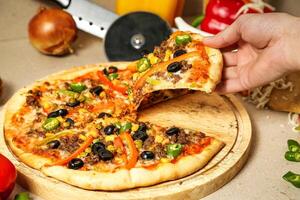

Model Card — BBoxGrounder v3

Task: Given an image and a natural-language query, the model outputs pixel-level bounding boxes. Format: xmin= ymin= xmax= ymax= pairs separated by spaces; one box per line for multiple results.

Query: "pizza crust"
xmin=41 ymin=139 xmax=224 ymax=190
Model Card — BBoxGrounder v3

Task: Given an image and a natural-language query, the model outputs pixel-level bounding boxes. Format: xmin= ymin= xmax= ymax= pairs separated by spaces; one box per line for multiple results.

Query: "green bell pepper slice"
xmin=42 ymin=118 xmax=60 ymax=131
xmin=167 ymin=143 xmax=183 ymax=158
xmin=285 ymin=151 xmax=300 ymax=162
xmin=119 ymin=122 xmax=132 ymax=133
xmin=283 ymin=171 xmax=300 ymax=188
xmin=287 ymin=139 xmax=300 ymax=152
xmin=14 ymin=192 xmax=30 ymax=200
xmin=70 ymin=83 xmax=87 ymax=93
xmin=58 ymin=89 xmax=78 ymax=97
xmin=137 ymin=58 xmax=151 ymax=72
xmin=175 ymin=34 xmax=192 ymax=45
xmin=108 ymin=73 xmax=119 ymax=80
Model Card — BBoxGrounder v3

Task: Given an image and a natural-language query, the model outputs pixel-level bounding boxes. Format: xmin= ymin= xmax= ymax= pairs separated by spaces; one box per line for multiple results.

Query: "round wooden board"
xmin=0 ymin=92 xmax=251 ymax=200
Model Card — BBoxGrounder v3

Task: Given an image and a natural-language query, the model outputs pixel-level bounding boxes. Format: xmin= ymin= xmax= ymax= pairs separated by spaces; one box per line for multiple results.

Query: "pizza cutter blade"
xmin=104 ymin=12 xmax=172 ymax=61
xmin=52 ymin=0 xmax=172 ymax=61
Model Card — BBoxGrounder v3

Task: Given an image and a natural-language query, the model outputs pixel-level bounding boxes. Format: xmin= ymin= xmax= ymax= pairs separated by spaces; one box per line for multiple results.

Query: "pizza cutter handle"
xmin=51 ymin=0 xmax=71 ymax=8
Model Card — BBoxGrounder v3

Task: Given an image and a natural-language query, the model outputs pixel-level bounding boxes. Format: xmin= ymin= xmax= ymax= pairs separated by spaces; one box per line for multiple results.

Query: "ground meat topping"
xmin=59 ymin=135 xmax=83 ymax=153
xmin=154 ymin=144 xmax=166 ymax=158
xmin=143 ymin=135 xmax=154 ymax=149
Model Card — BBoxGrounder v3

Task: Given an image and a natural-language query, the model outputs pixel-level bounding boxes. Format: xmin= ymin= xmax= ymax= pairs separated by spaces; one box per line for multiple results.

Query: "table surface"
xmin=1 ymin=1 xmax=300 ymax=200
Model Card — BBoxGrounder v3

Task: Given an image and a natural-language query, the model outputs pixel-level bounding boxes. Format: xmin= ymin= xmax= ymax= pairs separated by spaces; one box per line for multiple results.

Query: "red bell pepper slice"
xmin=97 ymin=71 xmax=128 ymax=95
xmin=120 ymin=132 xmax=138 ymax=169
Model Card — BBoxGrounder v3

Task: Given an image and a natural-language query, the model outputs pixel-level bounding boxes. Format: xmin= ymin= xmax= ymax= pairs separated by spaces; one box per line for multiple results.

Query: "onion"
xmin=28 ymin=8 xmax=77 ymax=56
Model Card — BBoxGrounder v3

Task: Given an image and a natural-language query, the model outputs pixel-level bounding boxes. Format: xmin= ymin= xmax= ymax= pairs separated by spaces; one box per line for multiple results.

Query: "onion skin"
xmin=28 ymin=8 xmax=77 ymax=56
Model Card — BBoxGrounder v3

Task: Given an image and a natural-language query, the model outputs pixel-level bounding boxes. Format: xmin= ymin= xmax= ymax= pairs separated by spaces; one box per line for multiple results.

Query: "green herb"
xmin=287 ymin=139 xmax=300 ymax=152
xmin=283 ymin=171 xmax=300 ymax=188
xmin=285 ymin=151 xmax=300 ymax=162
xmin=14 ymin=192 xmax=30 ymax=200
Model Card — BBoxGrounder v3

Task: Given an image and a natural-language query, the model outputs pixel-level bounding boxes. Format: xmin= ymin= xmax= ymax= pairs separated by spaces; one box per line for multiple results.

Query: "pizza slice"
xmin=131 ymin=31 xmax=223 ymax=103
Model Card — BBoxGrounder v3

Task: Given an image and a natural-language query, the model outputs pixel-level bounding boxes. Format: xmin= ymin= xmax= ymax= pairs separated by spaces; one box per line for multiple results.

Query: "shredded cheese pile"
xmin=235 ymin=0 xmax=275 ymax=18
xmin=288 ymin=112 xmax=300 ymax=132
xmin=243 ymin=77 xmax=294 ymax=109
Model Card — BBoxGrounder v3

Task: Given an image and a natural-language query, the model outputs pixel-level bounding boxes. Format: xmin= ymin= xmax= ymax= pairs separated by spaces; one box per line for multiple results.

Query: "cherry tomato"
xmin=0 ymin=154 xmax=17 ymax=200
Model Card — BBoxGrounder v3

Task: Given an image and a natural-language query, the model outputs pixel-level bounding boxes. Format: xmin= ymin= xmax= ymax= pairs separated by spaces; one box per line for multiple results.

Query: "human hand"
xmin=203 ymin=13 xmax=300 ymax=93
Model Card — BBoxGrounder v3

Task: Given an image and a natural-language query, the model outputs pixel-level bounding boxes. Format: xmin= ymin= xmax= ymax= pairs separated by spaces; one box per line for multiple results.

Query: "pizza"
xmin=3 ymin=31 xmax=224 ymax=190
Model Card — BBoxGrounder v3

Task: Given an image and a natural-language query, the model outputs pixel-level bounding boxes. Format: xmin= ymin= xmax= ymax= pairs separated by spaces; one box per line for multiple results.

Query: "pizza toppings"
xmin=68 ymin=158 xmax=84 ymax=170
xmin=90 ymin=86 xmax=103 ymax=96
xmin=69 ymin=83 xmax=87 ymax=93
xmin=166 ymin=143 xmax=183 ymax=158
xmin=173 ymin=49 xmax=187 ymax=58
xmin=42 ymin=118 xmax=60 ymax=131
xmin=167 ymin=62 xmax=182 ymax=73
xmin=137 ymin=57 xmax=151 ymax=72
xmin=47 ymin=109 xmax=68 ymax=118
xmin=175 ymin=34 xmax=192 ymax=45
xmin=140 ymin=151 xmax=155 ymax=160
xmin=47 ymin=140 xmax=60 ymax=149
xmin=165 ymin=127 xmax=180 ymax=136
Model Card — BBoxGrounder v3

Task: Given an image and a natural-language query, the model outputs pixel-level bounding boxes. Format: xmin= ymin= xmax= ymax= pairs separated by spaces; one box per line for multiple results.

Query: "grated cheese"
xmin=243 ymin=77 xmax=294 ymax=109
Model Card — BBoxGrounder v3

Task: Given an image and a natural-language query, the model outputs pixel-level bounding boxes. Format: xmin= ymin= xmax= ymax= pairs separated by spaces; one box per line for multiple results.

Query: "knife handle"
xmin=52 ymin=0 xmax=71 ymax=8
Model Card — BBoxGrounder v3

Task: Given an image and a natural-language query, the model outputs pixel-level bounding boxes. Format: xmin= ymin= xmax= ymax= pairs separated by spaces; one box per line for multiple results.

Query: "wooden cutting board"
xmin=0 ymin=92 xmax=251 ymax=200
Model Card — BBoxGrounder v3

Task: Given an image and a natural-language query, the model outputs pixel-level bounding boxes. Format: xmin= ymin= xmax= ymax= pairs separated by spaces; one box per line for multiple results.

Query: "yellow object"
xmin=79 ymin=134 xmax=87 ymax=141
xmin=107 ymin=145 xmax=115 ymax=152
xmin=116 ymin=0 xmax=185 ymax=25
xmin=155 ymin=135 xmax=164 ymax=143
xmin=105 ymin=135 xmax=116 ymax=142
xmin=131 ymin=124 xmax=139 ymax=132
xmin=160 ymin=158 xmax=171 ymax=163
xmin=163 ymin=49 xmax=172 ymax=61
xmin=134 ymin=139 xmax=143 ymax=149
xmin=147 ymin=53 xmax=160 ymax=65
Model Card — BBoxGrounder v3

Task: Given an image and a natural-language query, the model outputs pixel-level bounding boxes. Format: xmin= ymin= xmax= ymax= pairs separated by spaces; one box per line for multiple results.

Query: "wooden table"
xmin=1 ymin=1 xmax=300 ymax=199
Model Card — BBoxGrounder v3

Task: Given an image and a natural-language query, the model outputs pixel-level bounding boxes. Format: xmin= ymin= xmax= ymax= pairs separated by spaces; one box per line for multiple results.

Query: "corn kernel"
xmin=79 ymin=134 xmax=87 ymax=141
xmin=155 ymin=135 xmax=164 ymax=143
xmin=134 ymin=140 xmax=143 ymax=149
xmin=147 ymin=53 xmax=160 ymax=65
xmin=164 ymin=49 xmax=172 ymax=61
xmin=105 ymin=135 xmax=116 ymax=142
xmin=87 ymin=128 xmax=98 ymax=137
xmin=85 ymin=147 xmax=91 ymax=153
xmin=107 ymin=145 xmax=115 ymax=152
xmin=99 ymin=91 xmax=106 ymax=98
xmin=132 ymin=73 xmax=139 ymax=81
xmin=79 ymin=108 xmax=88 ymax=114
xmin=131 ymin=124 xmax=139 ymax=132
xmin=56 ymin=116 xmax=64 ymax=123
xmin=160 ymin=158 xmax=171 ymax=163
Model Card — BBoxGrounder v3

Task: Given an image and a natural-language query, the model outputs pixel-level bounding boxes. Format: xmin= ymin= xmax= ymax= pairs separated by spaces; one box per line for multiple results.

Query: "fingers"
xmin=223 ymin=52 xmax=237 ymax=66
xmin=223 ymin=67 xmax=238 ymax=80
xmin=203 ymin=18 xmax=243 ymax=48
xmin=215 ymin=79 xmax=246 ymax=94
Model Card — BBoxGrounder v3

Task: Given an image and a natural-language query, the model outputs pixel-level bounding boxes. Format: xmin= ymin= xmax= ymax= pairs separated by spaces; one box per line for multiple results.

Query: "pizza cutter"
xmin=52 ymin=0 xmax=172 ymax=61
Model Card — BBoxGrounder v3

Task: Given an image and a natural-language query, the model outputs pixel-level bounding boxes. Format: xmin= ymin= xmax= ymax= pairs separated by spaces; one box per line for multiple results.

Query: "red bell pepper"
xmin=200 ymin=0 xmax=274 ymax=34
xmin=0 ymin=154 xmax=17 ymax=200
